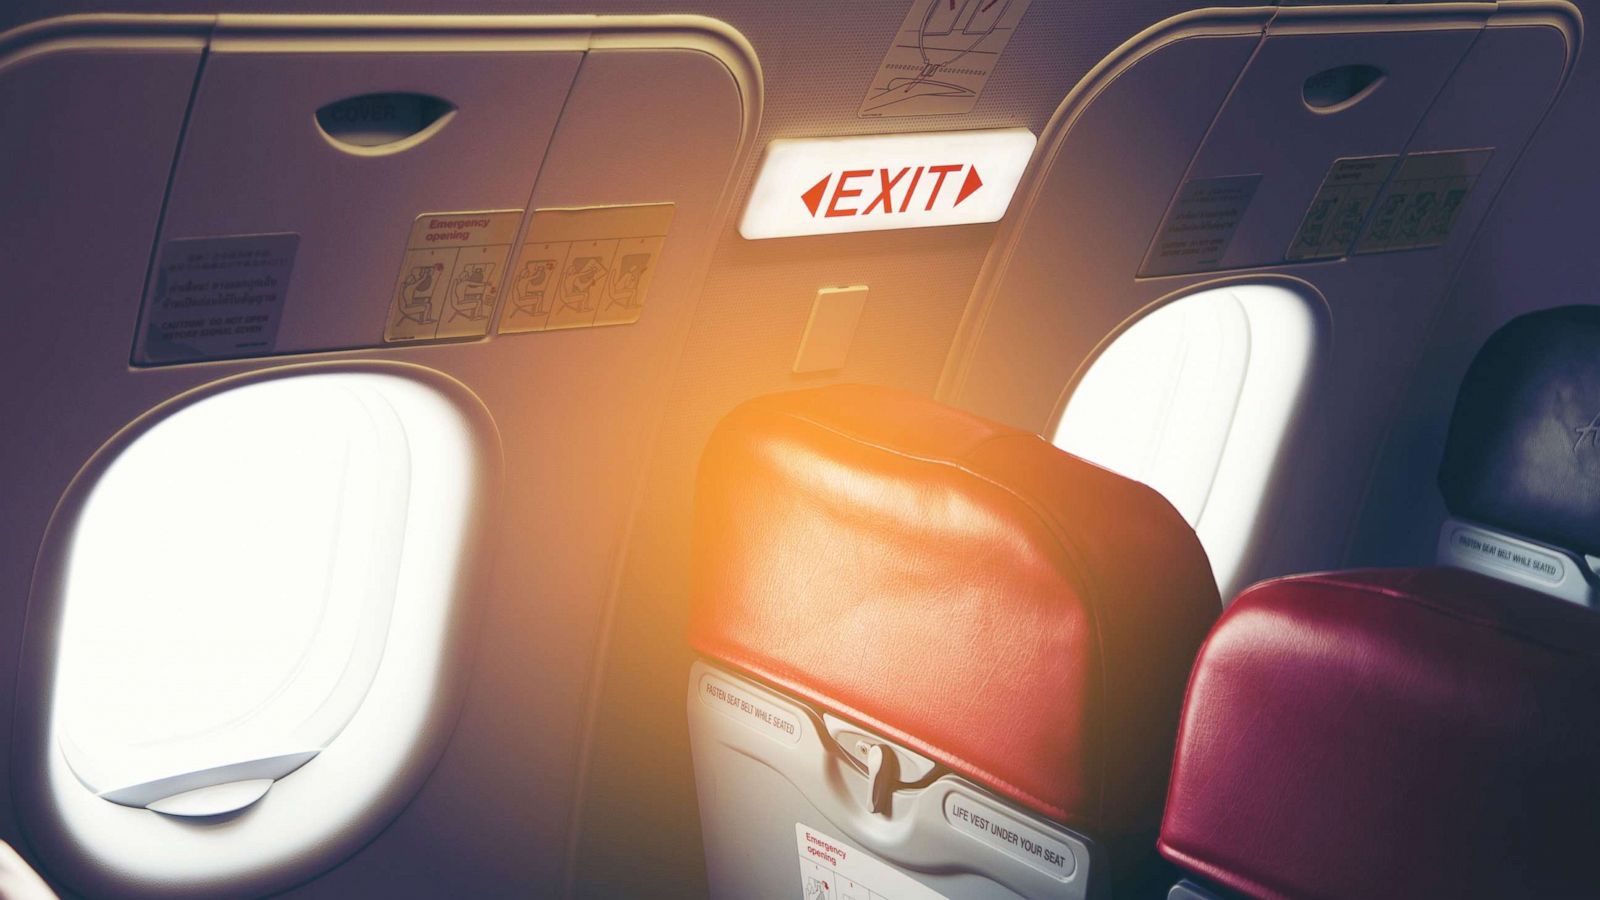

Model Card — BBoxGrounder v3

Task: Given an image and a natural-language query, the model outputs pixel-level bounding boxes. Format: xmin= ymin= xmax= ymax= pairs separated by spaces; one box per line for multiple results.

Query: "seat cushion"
xmin=1159 ymin=567 xmax=1600 ymax=900
xmin=688 ymin=384 xmax=1220 ymax=835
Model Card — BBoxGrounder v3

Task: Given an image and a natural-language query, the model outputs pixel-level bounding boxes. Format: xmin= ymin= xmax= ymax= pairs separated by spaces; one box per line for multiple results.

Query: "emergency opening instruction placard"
xmin=497 ymin=203 xmax=673 ymax=335
xmin=797 ymin=824 xmax=949 ymax=900
xmin=384 ymin=210 xmax=521 ymax=344
xmin=1355 ymin=149 xmax=1492 ymax=254
xmin=1287 ymin=155 xmax=1399 ymax=261
xmin=135 ymin=233 xmax=299 ymax=365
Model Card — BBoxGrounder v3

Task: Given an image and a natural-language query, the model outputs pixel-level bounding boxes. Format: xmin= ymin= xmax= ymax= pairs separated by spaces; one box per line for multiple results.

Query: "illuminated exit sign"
xmin=739 ymin=128 xmax=1037 ymax=239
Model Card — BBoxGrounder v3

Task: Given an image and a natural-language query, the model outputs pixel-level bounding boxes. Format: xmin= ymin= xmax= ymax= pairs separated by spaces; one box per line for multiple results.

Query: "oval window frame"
xmin=11 ymin=361 xmax=501 ymax=899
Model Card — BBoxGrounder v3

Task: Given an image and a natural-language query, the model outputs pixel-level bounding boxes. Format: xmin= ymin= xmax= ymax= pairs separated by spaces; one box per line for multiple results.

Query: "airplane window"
xmin=1053 ymin=284 xmax=1318 ymax=594
xmin=53 ymin=372 xmax=473 ymax=818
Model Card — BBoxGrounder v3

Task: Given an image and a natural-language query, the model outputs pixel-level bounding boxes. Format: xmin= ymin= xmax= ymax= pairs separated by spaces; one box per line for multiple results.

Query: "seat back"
xmin=688 ymin=384 xmax=1220 ymax=898
xmin=1160 ymin=306 xmax=1600 ymax=900
xmin=1437 ymin=305 xmax=1600 ymax=607
xmin=1159 ymin=568 xmax=1600 ymax=900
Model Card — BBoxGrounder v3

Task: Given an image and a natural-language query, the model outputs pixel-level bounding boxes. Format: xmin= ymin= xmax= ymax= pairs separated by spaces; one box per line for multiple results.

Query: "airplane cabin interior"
xmin=0 ymin=0 xmax=1597 ymax=897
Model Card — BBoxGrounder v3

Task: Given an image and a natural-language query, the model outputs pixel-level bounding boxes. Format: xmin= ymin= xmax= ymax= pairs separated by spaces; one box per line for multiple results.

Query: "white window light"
xmin=57 ymin=375 xmax=413 ymax=815
xmin=1052 ymin=284 xmax=1318 ymax=596
xmin=27 ymin=369 xmax=488 ymax=895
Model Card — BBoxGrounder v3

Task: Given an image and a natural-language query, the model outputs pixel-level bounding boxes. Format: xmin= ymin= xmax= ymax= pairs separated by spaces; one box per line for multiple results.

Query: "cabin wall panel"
xmin=156 ymin=45 xmax=581 ymax=357
xmin=1187 ymin=26 xmax=1477 ymax=270
xmin=946 ymin=6 xmax=1576 ymax=601
xmin=0 ymin=22 xmax=752 ymax=899
xmin=1352 ymin=19 xmax=1599 ymax=570
xmin=0 ymin=41 xmax=202 ymax=862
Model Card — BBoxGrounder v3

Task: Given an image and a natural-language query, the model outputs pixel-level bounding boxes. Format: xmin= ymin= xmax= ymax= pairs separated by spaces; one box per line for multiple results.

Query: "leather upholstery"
xmin=1159 ymin=567 xmax=1600 ymax=900
xmin=688 ymin=384 xmax=1220 ymax=837
xmin=1439 ymin=305 xmax=1600 ymax=554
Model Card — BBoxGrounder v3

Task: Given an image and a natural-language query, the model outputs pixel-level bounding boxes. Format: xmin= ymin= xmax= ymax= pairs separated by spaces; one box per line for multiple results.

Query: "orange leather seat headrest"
xmin=688 ymin=384 xmax=1220 ymax=837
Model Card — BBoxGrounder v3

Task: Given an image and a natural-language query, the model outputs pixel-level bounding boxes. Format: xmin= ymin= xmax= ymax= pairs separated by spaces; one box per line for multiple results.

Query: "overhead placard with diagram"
xmin=1286 ymin=155 xmax=1399 ymax=261
xmin=384 ymin=210 xmax=521 ymax=344
xmin=859 ymin=0 xmax=1035 ymax=118
xmin=497 ymin=203 xmax=674 ymax=335
xmin=1355 ymin=149 xmax=1493 ymax=254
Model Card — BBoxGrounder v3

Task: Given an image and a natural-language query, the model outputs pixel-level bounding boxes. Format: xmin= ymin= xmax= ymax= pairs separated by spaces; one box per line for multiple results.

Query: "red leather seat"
xmin=1159 ymin=568 xmax=1600 ymax=900
xmin=1161 ymin=307 xmax=1600 ymax=899
xmin=689 ymin=384 xmax=1220 ymax=874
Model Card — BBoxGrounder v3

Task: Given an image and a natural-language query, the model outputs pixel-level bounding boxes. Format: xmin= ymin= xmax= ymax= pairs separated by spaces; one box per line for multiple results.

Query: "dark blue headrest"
xmin=1439 ymin=305 xmax=1600 ymax=555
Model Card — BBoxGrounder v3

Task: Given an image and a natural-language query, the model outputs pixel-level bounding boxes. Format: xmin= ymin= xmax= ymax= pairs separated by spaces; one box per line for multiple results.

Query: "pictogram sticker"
xmin=497 ymin=203 xmax=674 ymax=335
xmin=1355 ymin=149 xmax=1493 ymax=254
xmin=384 ymin=210 xmax=521 ymax=344
xmin=1286 ymin=155 xmax=1399 ymax=262
xmin=135 ymin=232 xmax=299 ymax=365
xmin=1140 ymin=174 xmax=1262 ymax=277
xmin=860 ymin=0 xmax=1036 ymax=118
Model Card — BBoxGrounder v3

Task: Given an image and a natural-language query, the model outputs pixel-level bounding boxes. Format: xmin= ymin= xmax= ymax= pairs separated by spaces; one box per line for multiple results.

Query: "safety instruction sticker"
xmin=1445 ymin=524 xmax=1566 ymax=586
xmin=384 ymin=210 xmax=521 ymax=344
xmin=798 ymin=824 xmax=949 ymax=900
xmin=497 ymin=203 xmax=673 ymax=335
xmin=1286 ymin=155 xmax=1399 ymax=261
xmin=858 ymin=0 xmax=1035 ymax=118
xmin=135 ymin=232 xmax=299 ymax=365
xmin=944 ymin=790 xmax=1076 ymax=881
xmin=1355 ymin=149 xmax=1493 ymax=254
xmin=699 ymin=672 xmax=803 ymax=745
xmin=1140 ymin=174 xmax=1262 ymax=277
